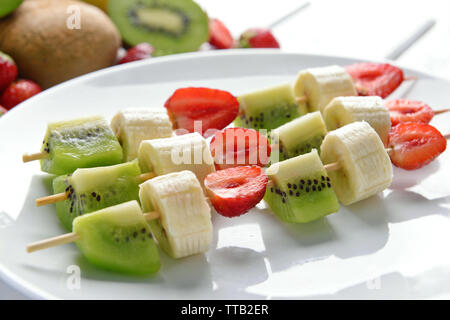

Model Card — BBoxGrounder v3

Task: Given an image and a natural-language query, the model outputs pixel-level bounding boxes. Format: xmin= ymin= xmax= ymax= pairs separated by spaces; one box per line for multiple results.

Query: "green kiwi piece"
xmin=108 ymin=0 xmax=209 ymax=56
xmin=40 ymin=116 xmax=123 ymax=175
xmin=264 ymin=150 xmax=340 ymax=223
xmin=270 ymin=111 xmax=327 ymax=162
xmin=73 ymin=201 xmax=160 ymax=275
xmin=234 ymin=83 xmax=308 ymax=131
xmin=53 ymin=161 xmax=142 ymax=231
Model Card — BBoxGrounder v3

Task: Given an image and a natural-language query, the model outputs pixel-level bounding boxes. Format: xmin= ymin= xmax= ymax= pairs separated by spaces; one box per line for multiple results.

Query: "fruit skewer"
xmin=27 ymin=171 xmax=213 ymax=274
xmin=23 ymin=87 xmax=240 ymax=172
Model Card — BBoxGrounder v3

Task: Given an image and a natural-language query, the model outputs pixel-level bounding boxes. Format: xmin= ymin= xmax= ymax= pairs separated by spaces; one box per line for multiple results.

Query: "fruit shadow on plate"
xmin=256 ymin=195 xmax=390 ymax=273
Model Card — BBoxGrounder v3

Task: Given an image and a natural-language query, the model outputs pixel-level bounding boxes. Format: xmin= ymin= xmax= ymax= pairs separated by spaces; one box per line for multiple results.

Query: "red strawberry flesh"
xmin=210 ymin=127 xmax=271 ymax=169
xmin=164 ymin=87 xmax=239 ymax=137
xmin=118 ymin=43 xmax=154 ymax=64
xmin=386 ymin=99 xmax=434 ymax=126
xmin=209 ymin=18 xmax=234 ymax=49
xmin=388 ymin=122 xmax=446 ymax=170
xmin=239 ymin=28 xmax=280 ymax=48
xmin=0 ymin=51 xmax=18 ymax=92
xmin=205 ymin=166 xmax=268 ymax=217
xmin=345 ymin=62 xmax=404 ymax=98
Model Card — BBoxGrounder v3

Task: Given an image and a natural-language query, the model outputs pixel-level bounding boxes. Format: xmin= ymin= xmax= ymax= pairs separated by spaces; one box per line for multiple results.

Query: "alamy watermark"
xmin=66 ymin=265 xmax=81 ymax=290
xmin=66 ymin=5 xmax=81 ymax=30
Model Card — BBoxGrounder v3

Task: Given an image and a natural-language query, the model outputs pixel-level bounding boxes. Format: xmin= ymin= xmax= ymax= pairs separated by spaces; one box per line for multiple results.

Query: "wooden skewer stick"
xmin=434 ymin=108 xmax=450 ymax=115
xmin=22 ymin=151 xmax=48 ymax=163
xmin=404 ymin=75 xmax=418 ymax=81
xmin=27 ymin=210 xmax=161 ymax=253
xmin=35 ymin=172 xmax=156 ymax=207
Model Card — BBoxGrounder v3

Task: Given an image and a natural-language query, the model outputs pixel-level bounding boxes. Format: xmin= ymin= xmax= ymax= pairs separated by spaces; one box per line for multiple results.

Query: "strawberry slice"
xmin=209 ymin=18 xmax=234 ymax=49
xmin=164 ymin=87 xmax=239 ymax=137
xmin=388 ymin=122 xmax=447 ymax=170
xmin=386 ymin=99 xmax=434 ymax=126
xmin=345 ymin=62 xmax=404 ymax=98
xmin=205 ymin=166 xmax=268 ymax=217
xmin=210 ymin=127 xmax=271 ymax=170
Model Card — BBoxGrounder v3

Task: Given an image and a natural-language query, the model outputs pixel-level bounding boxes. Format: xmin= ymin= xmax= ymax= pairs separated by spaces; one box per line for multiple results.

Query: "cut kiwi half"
xmin=53 ymin=161 xmax=142 ymax=231
xmin=109 ymin=0 xmax=209 ymax=56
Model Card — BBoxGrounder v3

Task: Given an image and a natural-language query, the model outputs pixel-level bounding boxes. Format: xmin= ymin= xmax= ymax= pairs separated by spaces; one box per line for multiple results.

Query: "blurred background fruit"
xmin=0 ymin=105 xmax=7 ymax=116
xmin=0 ymin=0 xmax=121 ymax=89
xmin=0 ymin=51 xmax=18 ymax=92
xmin=0 ymin=0 xmax=24 ymax=18
xmin=118 ymin=43 xmax=154 ymax=64
xmin=0 ymin=79 xmax=42 ymax=109
xmin=108 ymin=0 xmax=209 ymax=56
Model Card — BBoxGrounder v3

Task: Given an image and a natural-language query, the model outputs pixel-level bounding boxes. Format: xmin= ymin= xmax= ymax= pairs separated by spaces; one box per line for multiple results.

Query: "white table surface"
xmin=1 ymin=0 xmax=449 ymax=299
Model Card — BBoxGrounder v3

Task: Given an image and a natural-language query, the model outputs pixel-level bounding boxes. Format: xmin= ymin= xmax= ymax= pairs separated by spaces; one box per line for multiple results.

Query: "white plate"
xmin=0 ymin=50 xmax=449 ymax=300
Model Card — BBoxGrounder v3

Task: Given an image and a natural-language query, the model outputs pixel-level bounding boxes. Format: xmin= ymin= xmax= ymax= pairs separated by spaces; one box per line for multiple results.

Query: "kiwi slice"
xmin=40 ymin=116 xmax=123 ymax=175
xmin=53 ymin=161 xmax=142 ymax=231
xmin=108 ymin=0 xmax=209 ymax=56
xmin=270 ymin=111 xmax=327 ymax=162
xmin=73 ymin=201 xmax=160 ymax=275
xmin=234 ymin=83 xmax=307 ymax=131
xmin=264 ymin=150 xmax=340 ymax=223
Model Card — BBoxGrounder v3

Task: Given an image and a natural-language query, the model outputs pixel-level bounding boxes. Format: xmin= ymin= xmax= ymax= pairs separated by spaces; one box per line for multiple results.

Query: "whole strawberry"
xmin=0 ymin=79 xmax=42 ymax=110
xmin=118 ymin=43 xmax=154 ymax=64
xmin=239 ymin=28 xmax=280 ymax=48
xmin=0 ymin=51 xmax=18 ymax=92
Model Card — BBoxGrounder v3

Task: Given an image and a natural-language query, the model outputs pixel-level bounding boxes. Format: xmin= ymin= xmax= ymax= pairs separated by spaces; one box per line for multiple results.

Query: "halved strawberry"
xmin=388 ymin=122 xmax=447 ymax=170
xmin=345 ymin=62 xmax=404 ymax=98
xmin=209 ymin=18 xmax=234 ymax=49
xmin=386 ymin=99 xmax=434 ymax=126
xmin=205 ymin=166 xmax=268 ymax=218
xmin=210 ymin=127 xmax=271 ymax=170
xmin=164 ymin=87 xmax=239 ymax=137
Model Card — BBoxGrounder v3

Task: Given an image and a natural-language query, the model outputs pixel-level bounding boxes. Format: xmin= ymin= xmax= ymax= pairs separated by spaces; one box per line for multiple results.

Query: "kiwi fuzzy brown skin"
xmin=0 ymin=0 xmax=121 ymax=89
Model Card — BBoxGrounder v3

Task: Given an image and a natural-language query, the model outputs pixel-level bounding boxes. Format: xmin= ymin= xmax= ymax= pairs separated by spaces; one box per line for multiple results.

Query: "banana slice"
xmin=111 ymin=108 xmax=173 ymax=161
xmin=138 ymin=132 xmax=215 ymax=188
xmin=294 ymin=65 xmax=357 ymax=113
xmin=320 ymin=121 xmax=392 ymax=205
xmin=139 ymin=171 xmax=212 ymax=259
xmin=323 ymin=96 xmax=391 ymax=145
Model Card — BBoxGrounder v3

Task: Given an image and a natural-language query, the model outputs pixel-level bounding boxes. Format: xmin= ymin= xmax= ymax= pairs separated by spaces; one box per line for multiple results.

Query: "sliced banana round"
xmin=111 ymin=108 xmax=173 ymax=161
xmin=293 ymin=65 xmax=357 ymax=113
xmin=320 ymin=121 xmax=392 ymax=205
xmin=139 ymin=170 xmax=212 ymax=259
xmin=138 ymin=132 xmax=215 ymax=189
xmin=323 ymin=96 xmax=391 ymax=145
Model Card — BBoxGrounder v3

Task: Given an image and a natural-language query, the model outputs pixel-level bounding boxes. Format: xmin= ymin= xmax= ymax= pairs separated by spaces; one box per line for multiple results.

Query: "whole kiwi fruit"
xmin=0 ymin=0 xmax=121 ymax=89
